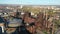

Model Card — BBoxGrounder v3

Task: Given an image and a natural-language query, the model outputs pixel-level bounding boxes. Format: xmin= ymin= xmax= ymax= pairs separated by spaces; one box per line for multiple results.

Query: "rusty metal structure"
xmin=5 ymin=11 xmax=54 ymax=34
xmin=21 ymin=12 xmax=54 ymax=34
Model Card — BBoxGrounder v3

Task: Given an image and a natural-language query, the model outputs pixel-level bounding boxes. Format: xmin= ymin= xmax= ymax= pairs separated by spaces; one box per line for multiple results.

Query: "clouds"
xmin=0 ymin=0 xmax=19 ymax=4
xmin=0 ymin=0 xmax=60 ymax=5
xmin=20 ymin=0 xmax=60 ymax=5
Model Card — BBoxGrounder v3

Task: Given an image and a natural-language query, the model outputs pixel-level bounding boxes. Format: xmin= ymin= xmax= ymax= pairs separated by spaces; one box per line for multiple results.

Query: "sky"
xmin=0 ymin=0 xmax=60 ymax=5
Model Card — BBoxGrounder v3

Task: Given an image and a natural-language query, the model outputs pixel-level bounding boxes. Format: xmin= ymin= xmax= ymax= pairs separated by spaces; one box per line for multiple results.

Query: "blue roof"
xmin=0 ymin=17 xmax=4 ymax=23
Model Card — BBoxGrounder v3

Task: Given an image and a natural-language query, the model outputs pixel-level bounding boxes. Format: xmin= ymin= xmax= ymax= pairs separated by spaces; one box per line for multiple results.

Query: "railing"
xmin=0 ymin=23 xmax=4 ymax=33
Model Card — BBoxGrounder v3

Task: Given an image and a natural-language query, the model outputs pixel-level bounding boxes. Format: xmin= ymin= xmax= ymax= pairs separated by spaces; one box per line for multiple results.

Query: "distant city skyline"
xmin=0 ymin=0 xmax=60 ymax=5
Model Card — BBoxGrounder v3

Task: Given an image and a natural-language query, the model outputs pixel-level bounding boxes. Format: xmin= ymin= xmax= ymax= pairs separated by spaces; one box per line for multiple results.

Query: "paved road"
xmin=36 ymin=29 xmax=44 ymax=34
xmin=55 ymin=29 xmax=60 ymax=34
